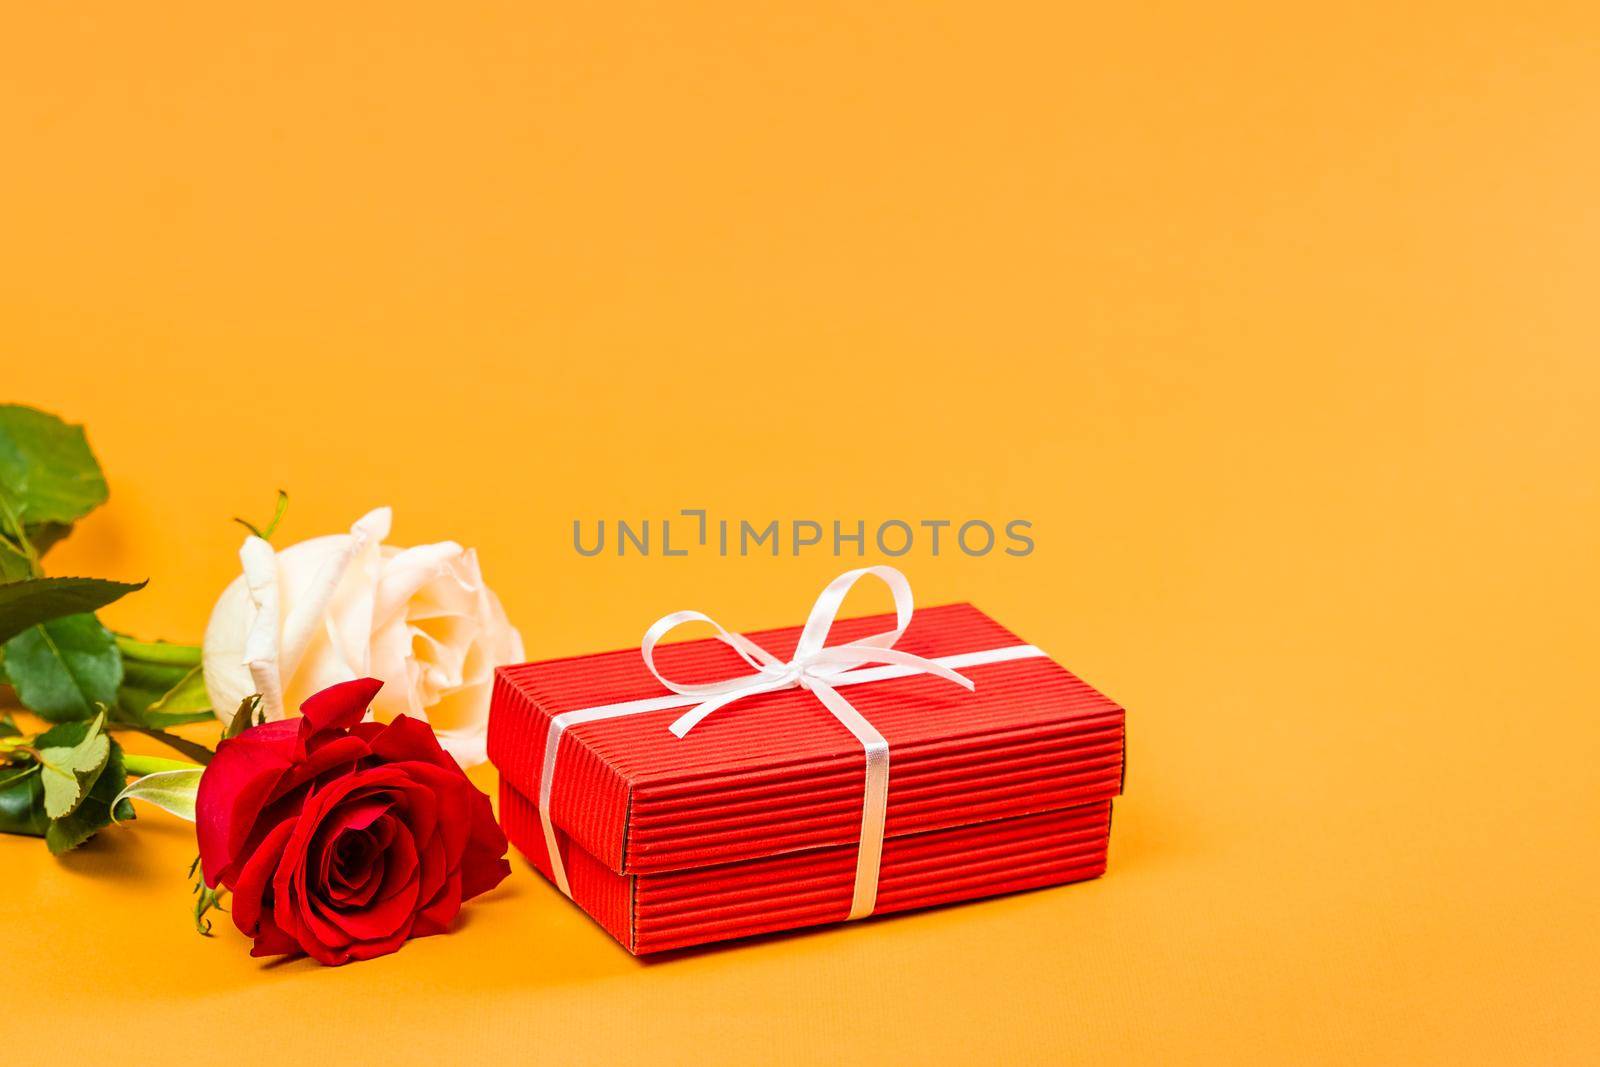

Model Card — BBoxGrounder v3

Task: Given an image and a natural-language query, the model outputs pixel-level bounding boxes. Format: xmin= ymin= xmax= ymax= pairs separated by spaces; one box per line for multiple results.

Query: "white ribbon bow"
xmin=647 ymin=565 xmax=976 ymax=733
xmin=642 ymin=566 xmax=975 ymax=918
xmin=534 ymin=566 xmax=1046 ymax=919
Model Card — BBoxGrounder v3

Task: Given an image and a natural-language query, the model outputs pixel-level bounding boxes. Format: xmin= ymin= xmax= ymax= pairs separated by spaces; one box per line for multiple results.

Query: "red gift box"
xmin=488 ymin=582 xmax=1125 ymax=954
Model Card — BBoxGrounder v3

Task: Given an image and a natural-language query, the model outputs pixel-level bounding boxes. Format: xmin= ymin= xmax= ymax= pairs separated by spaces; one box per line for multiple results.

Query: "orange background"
xmin=6 ymin=3 xmax=1598 ymax=1064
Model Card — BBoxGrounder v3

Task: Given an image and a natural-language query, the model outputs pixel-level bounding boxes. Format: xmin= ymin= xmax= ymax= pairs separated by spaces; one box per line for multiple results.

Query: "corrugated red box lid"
xmin=488 ymin=603 xmax=1125 ymax=878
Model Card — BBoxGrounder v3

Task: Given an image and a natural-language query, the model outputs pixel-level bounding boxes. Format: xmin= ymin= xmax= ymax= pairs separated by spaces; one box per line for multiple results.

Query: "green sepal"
xmin=189 ymin=856 xmax=229 ymax=935
xmin=223 ymin=694 xmax=266 ymax=740
xmin=114 ymin=767 xmax=202 ymax=821
xmin=232 ymin=489 xmax=289 ymax=542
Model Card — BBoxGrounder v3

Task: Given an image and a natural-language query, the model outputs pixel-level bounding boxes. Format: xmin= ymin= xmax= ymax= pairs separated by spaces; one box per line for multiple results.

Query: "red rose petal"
xmin=413 ymin=829 xmax=449 ymax=911
xmin=246 ymin=921 xmax=301 ymax=959
xmin=399 ymin=776 xmax=444 ymax=855
xmin=197 ymin=678 xmax=508 ymax=966
xmin=326 ymin=830 xmax=384 ymax=906
xmin=459 ymin=789 xmax=512 ymax=901
xmin=198 ymin=732 xmax=295 ymax=887
xmin=344 ymin=925 xmax=414 ymax=962
xmin=313 ymin=796 xmax=392 ymax=901
xmin=369 ymin=714 xmax=461 ymax=772
xmin=229 ymin=818 xmax=296 ymax=940
xmin=337 ymin=826 xmax=421 ymax=941
xmin=387 ymin=761 xmax=469 ymax=856
xmin=298 ymin=677 xmax=384 ymax=735
xmin=276 ymin=733 xmax=374 ymax=798
xmin=413 ymin=869 xmax=463 ymax=938
xmin=302 ymin=893 xmax=356 ymax=953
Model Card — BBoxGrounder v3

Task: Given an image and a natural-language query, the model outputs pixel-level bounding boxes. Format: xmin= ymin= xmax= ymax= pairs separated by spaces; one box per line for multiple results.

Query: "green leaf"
xmin=115 ymin=635 xmax=209 ymax=726
xmin=0 ymin=540 xmax=32 ymax=582
xmin=114 ymin=767 xmax=201 ymax=821
xmin=36 ymin=711 xmax=110 ymax=818
xmin=32 ymin=717 xmax=98 ymax=751
xmin=116 ymin=656 xmax=189 ymax=715
xmin=147 ymin=665 xmax=209 ymax=717
xmin=44 ymin=736 xmax=133 ymax=854
xmin=116 ymin=645 xmax=212 ymax=729
xmin=3 ymin=613 xmax=123 ymax=721
xmin=24 ymin=521 xmax=74 ymax=557
xmin=0 ymin=762 xmax=48 ymax=837
xmin=0 ymin=406 xmax=108 ymax=527
xmin=0 ymin=716 xmax=19 ymax=738
xmin=0 ymin=576 xmax=147 ymax=646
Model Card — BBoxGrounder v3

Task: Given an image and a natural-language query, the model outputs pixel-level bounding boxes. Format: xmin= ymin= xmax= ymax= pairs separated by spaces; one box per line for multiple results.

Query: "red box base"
xmin=500 ymin=781 xmax=1113 ymax=954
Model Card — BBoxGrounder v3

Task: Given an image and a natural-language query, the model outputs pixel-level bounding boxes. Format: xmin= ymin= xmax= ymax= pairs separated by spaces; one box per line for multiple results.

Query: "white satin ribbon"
xmin=535 ymin=566 xmax=1047 ymax=918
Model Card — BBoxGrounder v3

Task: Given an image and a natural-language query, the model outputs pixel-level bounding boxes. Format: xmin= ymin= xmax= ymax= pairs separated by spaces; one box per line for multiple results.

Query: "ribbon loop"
xmin=793 ymin=565 xmax=916 ymax=659
xmin=642 ymin=609 xmax=784 ymax=696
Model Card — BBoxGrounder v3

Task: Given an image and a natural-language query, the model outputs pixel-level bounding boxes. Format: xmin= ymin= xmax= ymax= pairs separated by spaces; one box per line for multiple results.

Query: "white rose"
xmin=202 ymin=506 xmax=523 ymax=766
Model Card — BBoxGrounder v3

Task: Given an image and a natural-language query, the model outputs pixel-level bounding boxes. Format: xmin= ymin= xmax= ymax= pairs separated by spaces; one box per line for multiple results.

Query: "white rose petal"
xmin=202 ymin=507 xmax=524 ymax=767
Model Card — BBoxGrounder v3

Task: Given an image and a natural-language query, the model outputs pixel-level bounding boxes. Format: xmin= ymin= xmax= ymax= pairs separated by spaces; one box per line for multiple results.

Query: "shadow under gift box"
xmin=487 ymin=603 xmax=1126 ymax=954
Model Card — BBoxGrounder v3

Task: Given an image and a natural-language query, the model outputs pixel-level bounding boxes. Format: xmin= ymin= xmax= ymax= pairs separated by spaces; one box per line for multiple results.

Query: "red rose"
xmin=197 ymin=678 xmax=510 ymax=965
